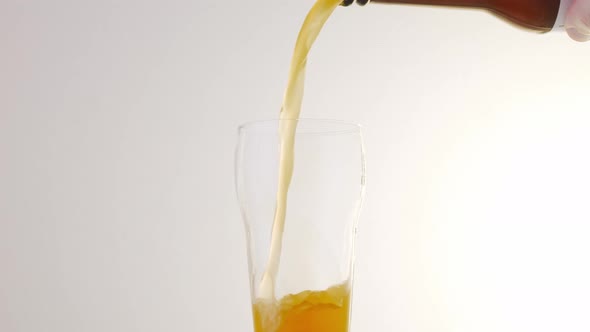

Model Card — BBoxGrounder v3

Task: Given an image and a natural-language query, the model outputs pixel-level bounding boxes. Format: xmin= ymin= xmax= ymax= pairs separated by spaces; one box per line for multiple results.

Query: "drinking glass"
xmin=235 ymin=119 xmax=366 ymax=332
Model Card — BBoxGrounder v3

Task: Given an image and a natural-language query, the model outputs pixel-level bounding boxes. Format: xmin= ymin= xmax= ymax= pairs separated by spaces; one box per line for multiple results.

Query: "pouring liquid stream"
xmin=251 ymin=1 xmax=355 ymax=331
xmin=258 ymin=0 xmax=342 ymax=300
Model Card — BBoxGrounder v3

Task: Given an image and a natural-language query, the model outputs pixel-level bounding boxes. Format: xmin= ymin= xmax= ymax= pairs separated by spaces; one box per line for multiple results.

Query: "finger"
xmin=566 ymin=0 xmax=590 ymax=42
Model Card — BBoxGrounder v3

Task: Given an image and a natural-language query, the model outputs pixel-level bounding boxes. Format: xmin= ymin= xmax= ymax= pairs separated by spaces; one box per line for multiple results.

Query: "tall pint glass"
xmin=235 ymin=119 xmax=366 ymax=332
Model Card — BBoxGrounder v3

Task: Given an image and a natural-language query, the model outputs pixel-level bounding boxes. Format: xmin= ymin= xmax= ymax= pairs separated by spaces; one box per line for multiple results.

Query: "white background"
xmin=2 ymin=0 xmax=590 ymax=331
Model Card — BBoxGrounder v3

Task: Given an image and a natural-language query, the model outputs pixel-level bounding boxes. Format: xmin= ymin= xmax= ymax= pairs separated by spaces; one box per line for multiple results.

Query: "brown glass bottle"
xmin=346 ymin=0 xmax=566 ymax=32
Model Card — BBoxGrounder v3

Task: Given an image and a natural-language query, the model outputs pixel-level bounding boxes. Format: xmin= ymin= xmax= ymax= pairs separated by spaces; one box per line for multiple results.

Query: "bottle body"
xmin=368 ymin=0 xmax=563 ymax=32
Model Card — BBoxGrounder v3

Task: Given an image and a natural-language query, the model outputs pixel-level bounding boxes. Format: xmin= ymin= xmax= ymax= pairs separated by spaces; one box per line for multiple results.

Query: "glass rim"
xmin=237 ymin=118 xmax=363 ymax=135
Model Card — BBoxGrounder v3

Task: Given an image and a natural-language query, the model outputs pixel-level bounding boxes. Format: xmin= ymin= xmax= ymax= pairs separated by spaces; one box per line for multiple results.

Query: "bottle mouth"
xmin=341 ymin=0 xmax=370 ymax=6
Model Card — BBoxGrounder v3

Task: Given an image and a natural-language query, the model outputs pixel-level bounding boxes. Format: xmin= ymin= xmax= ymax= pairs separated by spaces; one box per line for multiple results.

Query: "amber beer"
xmin=345 ymin=0 xmax=571 ymax=32
xmin=253 ymin=284 xmax=350 ymax=332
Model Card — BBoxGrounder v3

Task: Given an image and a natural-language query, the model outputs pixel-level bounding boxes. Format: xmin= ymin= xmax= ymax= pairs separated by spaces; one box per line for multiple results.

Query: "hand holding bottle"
xmin=567 ymin=0 xmax=590 ymax=41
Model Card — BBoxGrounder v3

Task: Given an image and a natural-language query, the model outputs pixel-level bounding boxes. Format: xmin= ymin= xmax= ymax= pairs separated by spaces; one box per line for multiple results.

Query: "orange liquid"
xmin=253 ymin=283 xmax=350 ymax=332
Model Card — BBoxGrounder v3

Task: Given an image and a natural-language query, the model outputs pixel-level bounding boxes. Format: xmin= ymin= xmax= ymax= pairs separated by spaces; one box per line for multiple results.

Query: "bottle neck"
xmin=352 ymin=0 xmax=567 ymax=32
xmin=368 ymin=0 xmax=488 ymax=7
